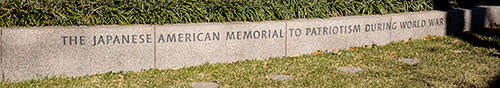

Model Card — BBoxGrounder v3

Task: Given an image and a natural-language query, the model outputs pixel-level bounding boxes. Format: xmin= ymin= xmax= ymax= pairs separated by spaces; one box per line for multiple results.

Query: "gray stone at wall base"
xmin=398 ymin=58 xmax=421 ymax=65
xmin=191 ymin=82 xmax=219 ymax=88
xmin=338 ymin=66 xmax=363 ymax=73
xmin=1 ymin=25 xmax=155 ymax=81
xmin=266 ymin=75 xmax=294 ymax=81
xmin=286 ymin=15 xmax=393 ymax=56
xmin=155 ymin=22 xmax=286 ymax=69
xmin=452 ymin=50 xmax=463 ymax=54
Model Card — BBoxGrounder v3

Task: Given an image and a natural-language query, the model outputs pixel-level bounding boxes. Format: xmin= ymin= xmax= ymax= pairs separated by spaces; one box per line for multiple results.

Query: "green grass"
xmin=1 ymin=27 xmax=500 ymax=87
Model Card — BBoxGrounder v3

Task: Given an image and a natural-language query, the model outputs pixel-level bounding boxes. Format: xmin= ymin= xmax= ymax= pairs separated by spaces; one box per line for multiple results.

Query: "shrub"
xmin=0 ymin=0 xmax=433 ymax=27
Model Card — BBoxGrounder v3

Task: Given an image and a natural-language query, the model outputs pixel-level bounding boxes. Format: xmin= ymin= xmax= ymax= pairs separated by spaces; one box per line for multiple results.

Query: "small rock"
xmin=290 ymin=54 xmax=301 ymax=57
xmin=169 ymin=68 xmax=179 ymax=70
xmin=332 ymin=49 xmax=342 ymax=55
xmin=452 ymin=50 xmax=462 ymax=54
xmin=398 ymin=58 xmax=421 ymax=65
xmin=366 ymin=45 xmax=373 ymax=49
xmin=191 ymin=82 xmax=219 ymax=88
xmin=338 ymin=66 xmax=363 ymax=73
xmin=266 ymin=75 xmax=294 ymax=81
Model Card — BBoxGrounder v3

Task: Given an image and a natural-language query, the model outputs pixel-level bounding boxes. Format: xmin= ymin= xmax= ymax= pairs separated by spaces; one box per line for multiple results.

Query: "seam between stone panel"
xmin=153 ymin=27 xmax=157 ymax=69
xmin=285 ymin=22 xmax=288 ymax=57
xmin=1 ymin=28 xmax=3 ymax=81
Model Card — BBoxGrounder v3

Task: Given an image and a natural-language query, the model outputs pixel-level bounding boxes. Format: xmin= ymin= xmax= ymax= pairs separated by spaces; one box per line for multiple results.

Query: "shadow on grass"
xmin=450 ymin=28 xmax=500 ymax=51
xmin=491 ymin=71 xmax=500 ymax=88
xmin=450 ymin=27 xmax=500 ymax=88
xmin=435 ymin=0 xmax=500 ymax=86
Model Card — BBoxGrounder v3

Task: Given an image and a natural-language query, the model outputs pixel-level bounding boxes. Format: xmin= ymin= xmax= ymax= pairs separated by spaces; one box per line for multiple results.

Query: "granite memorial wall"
xmin=0 ymin=6 xmax=499 ymax=81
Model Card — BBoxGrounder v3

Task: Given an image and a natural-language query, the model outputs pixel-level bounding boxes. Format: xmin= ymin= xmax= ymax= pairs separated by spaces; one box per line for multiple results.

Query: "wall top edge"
xmin=2 ymin=6 xmax=498 ymax=30
xmin=480 ymin=6 xmax=500 ymax=8
xmin=2 ymin=24 xmax=154 ymax=30
xmin=153 ymin=21 xmax=287 ymax=27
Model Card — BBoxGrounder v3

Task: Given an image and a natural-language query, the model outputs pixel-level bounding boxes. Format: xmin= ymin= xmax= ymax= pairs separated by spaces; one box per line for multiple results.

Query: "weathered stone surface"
xmin=155 ymin=22 xmax=286 ymax=69
xmin=1 ymin=25 xmax=154 ymax=81
xmin=191 ymin=82 xmax=219 ymax=88
xmin=483 ymin=6 xmax=500 ymax=25
xmin=338 ymin=66 xmax=363 ymax=73
xmin=286 ymin=15 xmax=393 ymax=56
xmin=398 ymin=58 xmax=421 ymax=65
xmin=389 ymin=11 xmax=446 ymax=42
xmin=266 ymin=75 xmax=294 ymax=81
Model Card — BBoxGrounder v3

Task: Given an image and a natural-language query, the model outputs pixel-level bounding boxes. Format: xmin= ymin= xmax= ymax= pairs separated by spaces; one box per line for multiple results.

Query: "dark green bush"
xmin=0 ymin=0 xmax=434 ymax=27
